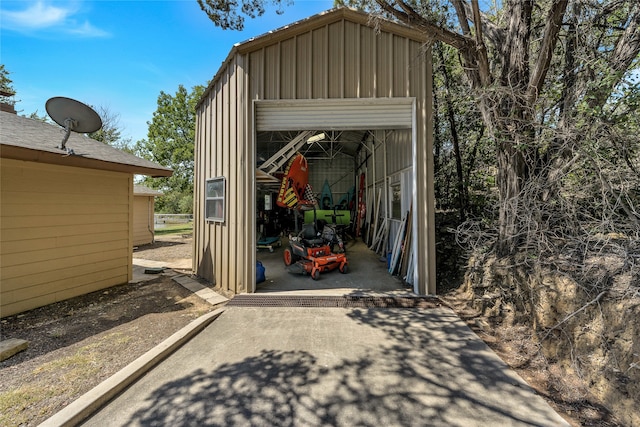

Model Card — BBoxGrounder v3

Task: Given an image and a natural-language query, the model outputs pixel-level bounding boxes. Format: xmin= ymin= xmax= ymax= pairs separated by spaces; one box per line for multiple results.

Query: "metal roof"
xmin=0 ymin=111 xmax=172 ymax=177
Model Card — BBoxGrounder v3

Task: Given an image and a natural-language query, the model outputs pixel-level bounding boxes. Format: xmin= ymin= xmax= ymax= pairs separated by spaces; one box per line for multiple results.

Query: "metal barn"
xmin=193 ymin=8 xmax=435 ymax=295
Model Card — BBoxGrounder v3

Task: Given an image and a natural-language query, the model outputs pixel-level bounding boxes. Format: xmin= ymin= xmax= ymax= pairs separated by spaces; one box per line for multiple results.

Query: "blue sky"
xmin=1 ymin=0 xmax=334 ymax=143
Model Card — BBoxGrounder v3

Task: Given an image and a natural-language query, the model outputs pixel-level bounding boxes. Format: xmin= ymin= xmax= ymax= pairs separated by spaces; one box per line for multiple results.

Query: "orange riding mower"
xmin=283 ymin=223 xmax=348 ymax=280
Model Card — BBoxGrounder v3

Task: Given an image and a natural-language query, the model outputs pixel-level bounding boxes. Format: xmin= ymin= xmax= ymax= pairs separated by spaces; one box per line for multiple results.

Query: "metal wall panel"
xmin=308 ymin=156 xmax=355 ymax=204
xmin=376 ymin=32 xmax=393 ymax=97
xmin=328 ymin=21 xmax=344 ymax=98
xmin=386 ymin=130 xmax=412 ymax=174
xmin=264 ymin=44 xmax=280 ymax=100
xmin=296 ymin=33 xmax=312 ymax=99
xmin=393 ymin=36 xmax=409 ymax=96
xmin=312 ymin=27 xmax=328 ymax=98
xmin=194 ymin=53 xmax=253 ymax=295
xmin=344 ymin=21 xmax=359 ymax=98
xmin=359 ymin=26 xmax=375 ymax=98
xmin=280 ymin=38 xmax=295 ymax=99
xmin=195 ymin=9 xmax=435 ymax=295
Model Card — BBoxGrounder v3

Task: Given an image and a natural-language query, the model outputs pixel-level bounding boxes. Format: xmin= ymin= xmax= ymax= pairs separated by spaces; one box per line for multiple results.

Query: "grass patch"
xmin=0 ymin=333 xmax=134 ymax=425
xmin=154 ymin=222 xmax=193 ymax=236
xmin=0 ymin=384 xmax=52 ymax=426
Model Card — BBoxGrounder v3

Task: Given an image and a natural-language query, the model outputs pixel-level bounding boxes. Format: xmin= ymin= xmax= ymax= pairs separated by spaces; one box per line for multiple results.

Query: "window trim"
xmin=205 ymin=177 xmax=226 ymax=223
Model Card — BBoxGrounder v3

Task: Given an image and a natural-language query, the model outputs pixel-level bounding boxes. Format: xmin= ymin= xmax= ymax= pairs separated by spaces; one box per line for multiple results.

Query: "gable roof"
xmin=198 ymin=7 xmax=429 ymax=108
xmin=235 ymin=7 xmax=428 ymax=53
xmin=0 ymin=111 xmax=172 ymax=177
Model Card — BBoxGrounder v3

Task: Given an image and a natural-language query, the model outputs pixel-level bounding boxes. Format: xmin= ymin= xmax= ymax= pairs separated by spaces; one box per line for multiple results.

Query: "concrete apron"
xmin=83 ymin=306 xmax=568 ymax=427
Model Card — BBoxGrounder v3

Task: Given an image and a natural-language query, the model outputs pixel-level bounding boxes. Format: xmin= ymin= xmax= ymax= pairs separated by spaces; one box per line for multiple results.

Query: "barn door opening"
xmin=250 ymin=98 xmax=424 ymax=294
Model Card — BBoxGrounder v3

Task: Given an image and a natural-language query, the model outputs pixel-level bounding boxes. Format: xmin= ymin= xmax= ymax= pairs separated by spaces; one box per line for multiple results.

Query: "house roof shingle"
xmin=0 ymin=111 xmax=172 ymax=177
xmin=134 ymin=184 xmax=163 ymax=196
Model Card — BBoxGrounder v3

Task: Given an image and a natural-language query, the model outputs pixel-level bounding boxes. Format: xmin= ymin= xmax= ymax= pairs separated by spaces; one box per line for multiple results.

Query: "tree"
xmin=200 ymin=0 xmax=640 ymax=255
xmin=365 ymin=0 xmax=640 ymax=254
xmin=197 ymin=0 xmax=289 ymax=30
xmin=135 ymin=84 xmax=205 ymax=214
xmin=1 ymin=65 xmax=16 ymax=111
xmin=0 ymin=65 xmax=15 ymax=96
xmin=89 ymin=105 xmax=122 ymax=144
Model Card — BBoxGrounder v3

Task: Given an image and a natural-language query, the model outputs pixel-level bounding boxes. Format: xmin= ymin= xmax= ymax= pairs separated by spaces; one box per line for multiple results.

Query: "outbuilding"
xmin=0 ymin=111 xmax=172 ymax=317
xmin=193 ymin=7 xmax=435 ymax=295
xmin=133 ymin=185 xmax=163 ymax=246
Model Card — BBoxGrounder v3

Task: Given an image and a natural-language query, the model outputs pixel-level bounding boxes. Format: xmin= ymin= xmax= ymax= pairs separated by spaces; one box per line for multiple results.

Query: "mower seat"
xmin=300 ymin=223 xmax=324 ymax=247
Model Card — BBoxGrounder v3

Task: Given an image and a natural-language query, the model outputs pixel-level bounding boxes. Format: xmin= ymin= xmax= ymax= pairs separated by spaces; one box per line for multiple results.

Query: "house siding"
xmin=1 ymin=158 xmax=133 ymax=317
xmin=133 ymin=195 xmax=154 ymax=246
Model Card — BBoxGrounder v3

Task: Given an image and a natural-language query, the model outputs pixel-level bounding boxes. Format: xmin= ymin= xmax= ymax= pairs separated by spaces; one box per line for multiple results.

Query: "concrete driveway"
xmin=81 ymin=302 xmax=569 ymax=426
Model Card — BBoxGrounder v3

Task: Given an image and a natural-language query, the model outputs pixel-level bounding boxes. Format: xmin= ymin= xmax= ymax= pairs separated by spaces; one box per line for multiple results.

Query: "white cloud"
xmin=1 ymin=1 xmax=110 ymax=37
xmin=2 ymin=1 xmax=71 ymax=29
xmin=69 ymin=20 xmax=110 ymax=38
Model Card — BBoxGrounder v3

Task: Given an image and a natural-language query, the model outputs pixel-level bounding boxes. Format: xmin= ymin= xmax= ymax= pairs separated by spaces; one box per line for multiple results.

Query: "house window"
xmin=206 ymin=177 xmax=226 ymax=222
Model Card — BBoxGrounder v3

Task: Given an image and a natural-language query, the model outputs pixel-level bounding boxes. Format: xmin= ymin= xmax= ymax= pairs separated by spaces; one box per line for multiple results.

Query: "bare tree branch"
xmin=527 ymin=0 xmax=569 ymax=103
xmin=471 ymin=0 xmax=492 ymax=86
xmin=375 ymin=0 xmax=472 ymax=50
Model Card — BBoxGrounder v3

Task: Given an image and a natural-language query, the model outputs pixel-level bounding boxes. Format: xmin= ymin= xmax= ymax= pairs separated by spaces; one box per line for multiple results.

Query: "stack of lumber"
xmin=367 ymin=199 xmax=415 ymax=286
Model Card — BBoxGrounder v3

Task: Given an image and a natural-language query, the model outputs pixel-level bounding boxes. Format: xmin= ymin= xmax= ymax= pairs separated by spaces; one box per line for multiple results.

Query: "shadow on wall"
xmin=197 ymin=244 xmax=214 ymax=286
xmin=124 ymin=305 xmax=565 ymax=426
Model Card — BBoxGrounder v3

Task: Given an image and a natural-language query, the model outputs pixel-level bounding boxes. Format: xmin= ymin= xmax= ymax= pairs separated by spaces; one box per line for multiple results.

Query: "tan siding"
xmin=344 ymin=21 xmax=360 ymax=98
xmin=194 ymin=53 xmax=252 ymax=294
xmin=393 ymin=36 xmax=409 ymax=96
xmin=2 ymin=255 xmax=126 ymax=291
xmin=360 ymin=26 xmax=375 ymax=98
xmin=328 ymin=21 xmax=344 ymax=98
xmin=1 ymin=222 xmax=126 ymax=241
xmin=242 ymin=52 xmax=255 ymax=293
xmin=1 ymin=159 xmax=132 ymax=317
xmin=376 ymin=32 xmax=393 ymax=97
xmin=296 ymin=33 xmax=312 ymax=98
xmin=418 ymin=47 xmax=436 ymax=294
xmin=6 ymin=261 xmax=127 ymax=300
xmin=228 ymin=56 xmax=239 ymax=294
xmin=386 ymin=130 xmax=413 ymax=175
xmin=195 ymin=10 xmax=435 ymax=295
xmin=214 ymin=77 xmax=224 ymax=287
xmin=133 ymin=195 xmax=154 ymax=246
xmin=280 ymin=38 xmax=295 ymax=99
xmin=221 ymin=62 xmax=231 ymax=293
xmin=312 ymin=26 xmax=328 ymax=98
xmin=264 ymin=44 xmax=280 ymax=99
xmin=249 ymin=49 xmax=264 ymax=100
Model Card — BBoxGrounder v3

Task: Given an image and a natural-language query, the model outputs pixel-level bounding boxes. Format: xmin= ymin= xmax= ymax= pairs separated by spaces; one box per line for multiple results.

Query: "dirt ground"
xmin=0 ymin=234 xmax=621 ymax=426
xmin=0 ymin=234 xmax=214 ymax=427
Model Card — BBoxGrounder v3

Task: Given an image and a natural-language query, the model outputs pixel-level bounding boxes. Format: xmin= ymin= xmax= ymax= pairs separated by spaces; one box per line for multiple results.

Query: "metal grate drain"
xmin=226 ymin=295 xmax=443 ymax=309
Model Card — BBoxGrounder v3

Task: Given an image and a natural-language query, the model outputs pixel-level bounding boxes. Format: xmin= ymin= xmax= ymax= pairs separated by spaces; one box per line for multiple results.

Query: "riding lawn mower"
xmin=284 ymin=221 xmax=348 ymax=280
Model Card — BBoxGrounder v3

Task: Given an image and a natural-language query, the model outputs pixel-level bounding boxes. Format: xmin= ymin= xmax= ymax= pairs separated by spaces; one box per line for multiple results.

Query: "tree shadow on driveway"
xmin=91 ymin=304 xmax=568 ymax=427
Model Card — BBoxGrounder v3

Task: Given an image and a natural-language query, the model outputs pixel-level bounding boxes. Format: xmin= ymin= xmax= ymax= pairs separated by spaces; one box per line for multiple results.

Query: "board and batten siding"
xmin=1 ymin=158 xmax=133 ymax=317
xmin=194 ymin=8 xmax=435 ymax=294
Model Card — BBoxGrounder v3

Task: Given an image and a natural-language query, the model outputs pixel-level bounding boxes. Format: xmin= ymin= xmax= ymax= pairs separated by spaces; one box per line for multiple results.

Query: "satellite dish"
xmin=45 ymin=97 xmax=102 ymax=151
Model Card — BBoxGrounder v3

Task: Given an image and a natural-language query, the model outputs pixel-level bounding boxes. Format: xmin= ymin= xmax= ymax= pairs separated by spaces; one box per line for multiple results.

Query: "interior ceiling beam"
xmin=258 ymin=130 xmax=313 ymax=174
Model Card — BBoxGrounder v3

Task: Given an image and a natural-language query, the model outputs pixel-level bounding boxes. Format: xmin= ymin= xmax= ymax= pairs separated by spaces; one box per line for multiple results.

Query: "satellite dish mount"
xmin=45 ymin=97 xmax=102 ymax=152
